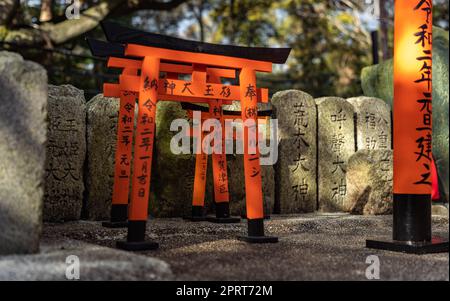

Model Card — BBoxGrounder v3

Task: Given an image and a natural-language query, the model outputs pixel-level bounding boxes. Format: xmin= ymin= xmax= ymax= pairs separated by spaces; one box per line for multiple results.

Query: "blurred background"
xmin=0 ymin=0 xmax=448 ymax=100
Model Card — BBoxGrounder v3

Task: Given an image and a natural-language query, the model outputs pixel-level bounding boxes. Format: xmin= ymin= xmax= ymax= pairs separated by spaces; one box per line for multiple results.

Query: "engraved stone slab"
xmin=272 ymin=90 xmax=317 ymax=213
xmin=44 ymin=85 xmax=86 ymax=222
xmin=316 ymin=97 xmax=356 ymax=212
xmin=347 ymin=96 xmax=391 ymax=151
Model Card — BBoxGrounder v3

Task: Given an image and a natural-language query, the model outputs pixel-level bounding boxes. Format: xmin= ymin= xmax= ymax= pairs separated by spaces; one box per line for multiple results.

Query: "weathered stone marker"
xmin=44 ymin=85 xmax=86 ymax=222
xmin=272 ymin=90 xmax=317 ymax=213
xmin=85 ymin=94 xmax=120 ymax=220
xmin=344 ymin=149 xmax=393 ymax=215
xmin=347 ymin=96 xmax=391 ymax=151
xmin=316 ymin=97 xmax=355 ymax=212
xmin=0 ymin=51 xmax=47 ymax=254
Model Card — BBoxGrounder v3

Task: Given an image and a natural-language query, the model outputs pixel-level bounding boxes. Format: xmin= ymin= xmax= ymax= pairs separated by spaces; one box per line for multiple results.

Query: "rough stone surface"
xmin=0 ymin=51 xmax=47 ymax=254
xmin=85 ymin=94 xmax=120 ymax=220
xmin=226 ymin=154 xmax=275 ymax=217
xmin=347 ymin=96 xmax=391 ymax=151
xmin=44 ymin=85 xmax=86 ymax=222
xmin=272 ymin=90 xmax=317 ymax=213
xmin=344 ymin=150 xmax=393 ymax=215
xmin=0 ymin=237 xmax=173 ymax=280
xmin=150 ymin=101 xmax=196 ymax=217
xmin=361 ymin=27 xmax=449 ymax=202
xmin=316 ymin=97 xmax=356 ymax=212
xmin=36 ymin=215 xmax=449 ymax=281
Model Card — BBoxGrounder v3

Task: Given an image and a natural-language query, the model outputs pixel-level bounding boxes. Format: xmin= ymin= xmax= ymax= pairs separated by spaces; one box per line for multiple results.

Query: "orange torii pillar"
xmin=115 ymin=56 xmax=160 ymax=251
xmin=208 ymin=99 xmax=239 ymax=223
xmin=102 ymin=67 xmax=137 ymax=228
xmin=189 ymin=113 xmax=209 ymax=221
xmin=366 ymin=0 xmax=448 ymax=253
xmin=237 ymin=68 xmax=277 ymax=243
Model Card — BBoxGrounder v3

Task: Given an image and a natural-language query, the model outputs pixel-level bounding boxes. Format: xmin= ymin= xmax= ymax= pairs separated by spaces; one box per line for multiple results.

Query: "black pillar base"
xmin=116 ymin=240 xmax=159 ymax=251
xmin=238 ymin=235 xmax=279 ymax=243
xmin=366 ymin=194 xmax=449 ymax=254
xmin=207 ymin=202 xmax=241 ymax=223
xmin=102 ymin=204 xmax=128 ymax=228
xmin=116 ymin=220 xmax=159 ymax=251
xmin=183 ymin=205 xmax=208 ymax=222
xmin=237 ymin=218 xmax=278 ymax=244
xmin=366 ymin=237 xmax=449 ymax=254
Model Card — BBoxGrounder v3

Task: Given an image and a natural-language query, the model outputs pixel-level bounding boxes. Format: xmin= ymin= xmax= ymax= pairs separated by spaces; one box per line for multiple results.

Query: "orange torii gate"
xmin=88 ymin=22 xmax=290 ymax=251
xmin=180 ymin=102 xmax=272 ymax=222
xmin=89 ymin=39 xmax=270 ymax=226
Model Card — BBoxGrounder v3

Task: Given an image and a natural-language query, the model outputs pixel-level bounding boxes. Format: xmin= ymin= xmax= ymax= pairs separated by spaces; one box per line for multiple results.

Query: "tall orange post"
xmin=116 ymin=56 xmax=160 ymax=251
xmin=187 ymin=120 xmax=209 ymax=221
xmin=103 ymin=68 xmax=137 ymax=228
xmin=366 ymin=0 xmax=448 ymax=253
xmin=238 ymin=68 xmax=277 ymax=243
xmin=208 ymin=99 xmax=241 ymax=223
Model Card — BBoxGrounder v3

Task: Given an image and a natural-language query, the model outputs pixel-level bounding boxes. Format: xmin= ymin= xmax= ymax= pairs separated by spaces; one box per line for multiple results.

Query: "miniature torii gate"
xmin=89 ymin=22 xmax=290 ymax=251
xmin=180 ymin=102 xmax=272 ymax=222
xmin=89 ymin=39 xmax=271 ymax=225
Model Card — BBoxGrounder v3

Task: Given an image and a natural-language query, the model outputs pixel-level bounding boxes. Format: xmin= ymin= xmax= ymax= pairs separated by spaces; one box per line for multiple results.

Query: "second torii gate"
xmin=180 ymin=102 xmax=272 ymax=222
xmin=89 ymin=22 xmax=291 ymax=251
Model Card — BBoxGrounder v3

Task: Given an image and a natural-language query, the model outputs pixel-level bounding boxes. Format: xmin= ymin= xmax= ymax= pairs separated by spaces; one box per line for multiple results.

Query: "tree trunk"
xmin=379 ymin=0 xmax=390 ymax=60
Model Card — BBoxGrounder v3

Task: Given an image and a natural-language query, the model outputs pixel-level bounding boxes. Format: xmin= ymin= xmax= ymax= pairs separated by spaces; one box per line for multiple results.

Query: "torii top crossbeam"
xmin=100 ymin=21 xmax=291 ymax=65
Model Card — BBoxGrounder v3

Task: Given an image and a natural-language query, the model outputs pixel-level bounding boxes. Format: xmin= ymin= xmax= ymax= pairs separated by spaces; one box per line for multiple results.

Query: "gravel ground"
xmin=40 ymin=213 xmax=449 ymax=281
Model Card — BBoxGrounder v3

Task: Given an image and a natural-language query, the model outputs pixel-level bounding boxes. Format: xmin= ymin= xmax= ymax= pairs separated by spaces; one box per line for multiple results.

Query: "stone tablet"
xmin=44 ymin=85 xmax=86 ymax=222
xmin=272 ymin=90 xmax=317 ymax=213
xmin=85 ymin=94 xmax=121 ymax=220
xmin=316 ymin=97 xmax=355 ymax=212
xmin=344 ymin=150 xmax=393 ymax=215
xmin=0 ymin=51 xmax=47 ymax=254
xmin=347 ymin=96 xmax=391 ymax=151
